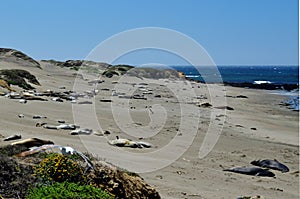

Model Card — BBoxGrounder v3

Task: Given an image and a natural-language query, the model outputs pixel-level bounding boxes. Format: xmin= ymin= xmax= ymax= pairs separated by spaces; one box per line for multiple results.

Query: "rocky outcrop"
xmin=224 ymin=82 xmax=298 ymax=91
xmin=0 ymin=69 xmax=40 ymax=90
xmin=0 ymin=48 xmax=41 ymax=69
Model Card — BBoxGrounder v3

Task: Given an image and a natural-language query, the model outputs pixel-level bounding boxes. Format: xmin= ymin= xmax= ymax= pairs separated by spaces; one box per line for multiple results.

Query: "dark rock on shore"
xmin=224 ymin=82 xmax=298 ymax=91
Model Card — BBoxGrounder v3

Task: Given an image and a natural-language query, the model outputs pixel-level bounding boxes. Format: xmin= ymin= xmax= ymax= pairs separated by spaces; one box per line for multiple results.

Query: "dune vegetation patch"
xmin=0 ymin=69 xmax=40 ymax=90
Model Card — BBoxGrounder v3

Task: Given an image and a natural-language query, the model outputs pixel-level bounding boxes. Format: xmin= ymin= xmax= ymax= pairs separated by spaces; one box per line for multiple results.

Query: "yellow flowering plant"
xmin=34 ymin=153 xmax=86 ymax=183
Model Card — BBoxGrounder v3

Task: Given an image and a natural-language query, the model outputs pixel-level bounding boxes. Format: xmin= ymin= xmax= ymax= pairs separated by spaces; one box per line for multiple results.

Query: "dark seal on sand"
xmin=11 ymin=138 xmax=54 ymax=148
xmin=251 ymin=159 xmax=289 ymax=173
xmin=223 ymin=167 xmax=275 ymax=177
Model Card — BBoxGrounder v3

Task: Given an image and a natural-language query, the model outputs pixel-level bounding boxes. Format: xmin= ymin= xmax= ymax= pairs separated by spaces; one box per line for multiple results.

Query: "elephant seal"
xmin=251 ymin=159 xmax=289 ymax=173
xmin=3 ymin=134 xmax=22 ymax=141
xmin=70 ymin=128 xmax=92 ymax=135
xmin=223 ymin=167 xmax=275 ymax=177
xmin=11 ymin=138 xmax=54 ymax=148
xmin=108 ymin=136 xmax=152 ymax=148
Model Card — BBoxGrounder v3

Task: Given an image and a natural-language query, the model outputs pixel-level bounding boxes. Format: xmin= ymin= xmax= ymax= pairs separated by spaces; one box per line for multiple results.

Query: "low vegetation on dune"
xmin=0 ymin=48 xmax=41 ymax=69
xmin=102 ymin=65 xmax=134 ymax=77
xmin=0 ymin=69 xmax=40 ymax=90
xmin=126 ymin=67 xmax=181 ymax=79
xmin=41 ymin=59 xmax=111 ymax=72
xmin=0 ymin=144 xmax=160 ymax=199
xmin=26 ymin=182 xmax=115 ymax=199
xmin=102 ymin=65 xmax=181 ymax=79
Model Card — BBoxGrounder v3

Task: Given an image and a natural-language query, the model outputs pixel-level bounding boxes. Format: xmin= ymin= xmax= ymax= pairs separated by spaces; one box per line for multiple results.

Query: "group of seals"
xmin=224 ymin=159 xmax=289 ymax=177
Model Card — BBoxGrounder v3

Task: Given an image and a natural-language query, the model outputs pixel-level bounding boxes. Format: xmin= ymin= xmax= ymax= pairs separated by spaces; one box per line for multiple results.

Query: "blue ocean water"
xmin=173 ymin=65 xmax=299 ymax=85
xmin=173 ymin=65 xmax=299 ymax=110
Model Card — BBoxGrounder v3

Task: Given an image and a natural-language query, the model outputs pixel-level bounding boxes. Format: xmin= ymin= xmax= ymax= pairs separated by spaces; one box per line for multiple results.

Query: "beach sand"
xmin=0 ymin=61 xmax=298 ymax=199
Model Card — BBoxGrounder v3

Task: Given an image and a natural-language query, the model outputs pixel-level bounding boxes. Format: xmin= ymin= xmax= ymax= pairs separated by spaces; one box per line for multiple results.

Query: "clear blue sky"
xmin=0 ymin=0 xmax=298 ymax=65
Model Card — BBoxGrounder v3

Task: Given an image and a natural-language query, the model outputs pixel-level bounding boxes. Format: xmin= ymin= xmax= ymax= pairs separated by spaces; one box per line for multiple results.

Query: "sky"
xmin=0 ymin=0 xmax=298 ymax=66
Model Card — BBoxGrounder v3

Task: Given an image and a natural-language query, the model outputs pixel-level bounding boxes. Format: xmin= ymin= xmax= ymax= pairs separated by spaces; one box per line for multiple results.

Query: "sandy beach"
xmin=0 ymin=60 xmax=299 ymax=199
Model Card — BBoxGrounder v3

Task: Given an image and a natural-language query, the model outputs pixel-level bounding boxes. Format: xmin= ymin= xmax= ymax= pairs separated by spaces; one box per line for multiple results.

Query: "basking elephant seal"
xmin=108 ymin=136 xmax=152 ymax=148
xmin=3 ymin=134 xmax=22 ymax=141
xmin=223 ymin=167 xmax=275 ymax=177
xmin=11 ymin=138 xmax=54 ymax=148
xmin=251 ymin=159 xmax=289 ymax=173
xmin=108 ymin=137 xmax=137 ymax=147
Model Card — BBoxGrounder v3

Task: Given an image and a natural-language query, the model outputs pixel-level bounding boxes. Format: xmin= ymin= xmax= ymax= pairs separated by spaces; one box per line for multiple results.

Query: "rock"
xmin=3 ymin=135 xmax=22 ymax=141
xmin=224 ymin=82 xmax=298 ymax=92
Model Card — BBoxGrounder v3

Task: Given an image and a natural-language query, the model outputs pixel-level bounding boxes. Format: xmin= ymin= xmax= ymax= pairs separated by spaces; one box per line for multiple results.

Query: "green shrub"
xmin=34 ymin=153 xmax=86 ymax=183
xmin=26 ymin=181 xmax=115 ymax=199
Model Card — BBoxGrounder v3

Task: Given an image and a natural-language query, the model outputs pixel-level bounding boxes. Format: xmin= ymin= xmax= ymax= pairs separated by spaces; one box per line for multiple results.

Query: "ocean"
xmin=173 ymin=65 xmax=299 ymax=85
xmin=173 ymin=65 xmax=299 ymax=111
